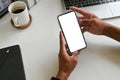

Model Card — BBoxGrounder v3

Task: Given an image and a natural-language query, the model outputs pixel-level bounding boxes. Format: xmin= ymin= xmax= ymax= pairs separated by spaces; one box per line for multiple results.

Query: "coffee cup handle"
xmin=13 ymin=17 xmax=20 ymax=27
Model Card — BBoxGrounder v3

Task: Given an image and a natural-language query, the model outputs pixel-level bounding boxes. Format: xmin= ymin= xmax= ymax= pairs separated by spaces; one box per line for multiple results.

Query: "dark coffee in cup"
xmin=13 ymin=9 xmax=24 ymax=14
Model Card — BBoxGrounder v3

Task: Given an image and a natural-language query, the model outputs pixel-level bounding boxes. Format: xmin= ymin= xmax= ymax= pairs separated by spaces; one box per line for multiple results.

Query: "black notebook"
xmin=0 ymin=45 xmax=26 ymax=80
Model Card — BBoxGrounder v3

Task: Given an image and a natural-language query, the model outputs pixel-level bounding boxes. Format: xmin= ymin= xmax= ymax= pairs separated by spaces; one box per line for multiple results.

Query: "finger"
xmin=78 ymin=18 xmax=89 ymax=33
xmin=70 ymin=6 xmax=91 ymax=16
xmin=78 ymin=17 xmax=90 ymax=23
xmin=59 ymin=32 xmax=70 ymax=58
xmin=82 ymin=19 xmax=91 ymax=24
xmin=82 ymin=27 xmax=88 ymax=32
xmin=78 ymin=16 xmax=84 ymax=20
xmin=78 ymin=17 xmax=84 ymax=26
xmin=72 ymin=51 xmax=79 ymax=57
xmin=84 ymin=25 xmax=90 ymax=32
xmin=59 ymin=31 xmax=66 ymax=51
xmin=78 ymin=17 xmax=87 ymax=27
xmin=79 ymin=19 xmax=91 ymax=28
xmin=78 ymin=16 xmax=89 ymax=20
xmin=78 ymin=19 xmax=84 ymax=27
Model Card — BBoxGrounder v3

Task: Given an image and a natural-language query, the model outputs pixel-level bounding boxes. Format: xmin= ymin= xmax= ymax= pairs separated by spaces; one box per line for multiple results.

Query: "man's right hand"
xmin=70 ymin=6 xmax=111 ymax=35
xmin=70 ymin=6 xmax=120 ymax=42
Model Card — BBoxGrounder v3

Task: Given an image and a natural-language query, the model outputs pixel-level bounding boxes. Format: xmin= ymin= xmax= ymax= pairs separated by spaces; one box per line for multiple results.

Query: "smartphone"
xmin=57 ymin=11 xmax=87 ymax=53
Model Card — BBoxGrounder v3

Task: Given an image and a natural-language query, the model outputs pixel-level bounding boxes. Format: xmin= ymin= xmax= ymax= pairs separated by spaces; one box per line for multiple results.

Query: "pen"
xmin=0 ymin=49 xmax=10 ymax=66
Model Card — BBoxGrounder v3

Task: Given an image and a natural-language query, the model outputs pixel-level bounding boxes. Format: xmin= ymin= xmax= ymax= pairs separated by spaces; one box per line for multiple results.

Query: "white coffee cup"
xmin=8 ymin=1 xmax=30 ymax=27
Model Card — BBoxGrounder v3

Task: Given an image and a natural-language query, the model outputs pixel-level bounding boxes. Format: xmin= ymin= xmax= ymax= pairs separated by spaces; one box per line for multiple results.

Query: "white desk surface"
xmin=0 ymin=0 xmax=120 ymax=80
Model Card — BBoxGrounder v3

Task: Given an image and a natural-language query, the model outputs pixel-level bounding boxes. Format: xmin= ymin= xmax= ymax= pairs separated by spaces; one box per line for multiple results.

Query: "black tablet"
xmin=0 ymin=45 xmax=26 ymax=80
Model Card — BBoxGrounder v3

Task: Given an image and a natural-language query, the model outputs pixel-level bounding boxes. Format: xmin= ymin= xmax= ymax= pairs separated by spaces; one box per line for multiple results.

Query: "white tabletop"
xmin=0 ymin=0 xmax=120 ymax=80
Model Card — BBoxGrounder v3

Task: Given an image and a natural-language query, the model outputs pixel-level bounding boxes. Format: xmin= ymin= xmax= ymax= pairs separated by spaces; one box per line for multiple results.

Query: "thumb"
xmin=72 ymin=51 xmax=80 ymax=57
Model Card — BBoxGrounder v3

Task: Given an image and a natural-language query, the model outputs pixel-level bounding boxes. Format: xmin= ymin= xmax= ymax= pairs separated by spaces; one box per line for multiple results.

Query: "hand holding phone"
xmin=57 ymin=11 xmax=87 ymax=54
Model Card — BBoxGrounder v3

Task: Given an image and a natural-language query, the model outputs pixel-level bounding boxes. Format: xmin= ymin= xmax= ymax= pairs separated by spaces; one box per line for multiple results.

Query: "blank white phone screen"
xmin=58 ymin=12 xmax=86 ymax=52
